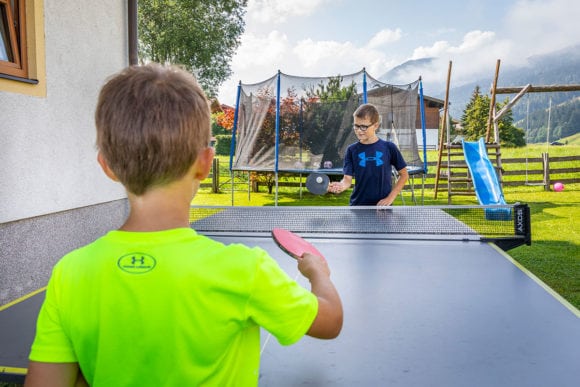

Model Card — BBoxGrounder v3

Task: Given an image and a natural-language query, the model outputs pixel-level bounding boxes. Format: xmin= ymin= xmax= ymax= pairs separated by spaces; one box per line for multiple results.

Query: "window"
xmin=0 ymin=0 xmax=27 ymax=78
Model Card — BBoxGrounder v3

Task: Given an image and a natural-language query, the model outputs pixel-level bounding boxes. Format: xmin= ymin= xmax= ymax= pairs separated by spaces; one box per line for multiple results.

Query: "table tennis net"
xmin=189 ymin=205 xmax=531 ymax=251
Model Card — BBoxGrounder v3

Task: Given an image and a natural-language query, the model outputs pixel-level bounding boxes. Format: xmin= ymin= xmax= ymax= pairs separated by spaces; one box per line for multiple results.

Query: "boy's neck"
xmin=120 ymin=180 xmax=198 ymax=232
xmin=360 ymin=136 xmax=379 ymax=145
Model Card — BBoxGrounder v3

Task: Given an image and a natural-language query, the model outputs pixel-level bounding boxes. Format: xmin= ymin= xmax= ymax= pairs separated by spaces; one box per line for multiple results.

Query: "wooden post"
xmin=542 ymin=153 xmax=550 ymax=191
xmin=486 ymin=59 xmax=500 ymax=143
xmin=211 ymin=158 xmax=219 ymax=193
xmin=434 ymin=60 xmax=452 ymax=199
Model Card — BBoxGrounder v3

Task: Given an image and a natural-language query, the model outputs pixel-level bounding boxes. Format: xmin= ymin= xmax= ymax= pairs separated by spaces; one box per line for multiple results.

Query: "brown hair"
xmin=95 ymin=63 xmax=211 ymax=195
xmin=353 ymin=103 xmax=380 ymax=124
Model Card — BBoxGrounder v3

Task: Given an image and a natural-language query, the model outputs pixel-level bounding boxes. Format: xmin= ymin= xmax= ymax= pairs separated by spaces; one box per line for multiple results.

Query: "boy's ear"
xmin=193 ymin=147 xmax=215 ymax=180
xmin=97 ymin=152 xmax=119 ymax=182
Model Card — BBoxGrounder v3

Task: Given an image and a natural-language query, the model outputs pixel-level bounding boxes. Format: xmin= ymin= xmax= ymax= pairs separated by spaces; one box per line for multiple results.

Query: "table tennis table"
xmin=2 ymin=204 xmax=579 ymax=386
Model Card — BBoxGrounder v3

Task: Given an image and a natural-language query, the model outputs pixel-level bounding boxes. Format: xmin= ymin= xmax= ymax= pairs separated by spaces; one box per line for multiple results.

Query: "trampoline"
xmin=229 ymin=70 xmax=429 ymax=204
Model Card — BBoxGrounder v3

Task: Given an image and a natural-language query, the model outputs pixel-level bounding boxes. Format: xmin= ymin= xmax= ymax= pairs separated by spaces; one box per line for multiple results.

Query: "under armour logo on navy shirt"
xmin=358 ymin=151 xmax=383 ymax=167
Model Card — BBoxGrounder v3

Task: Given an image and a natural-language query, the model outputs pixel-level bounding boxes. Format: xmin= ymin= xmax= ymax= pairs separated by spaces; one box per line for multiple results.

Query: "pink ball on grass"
xmin=553 ymin=182 xmax=564 ymax=192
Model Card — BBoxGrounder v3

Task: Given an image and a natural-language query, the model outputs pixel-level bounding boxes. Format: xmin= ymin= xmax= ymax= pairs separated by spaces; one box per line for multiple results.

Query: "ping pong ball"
xmin=316 ymin=176 xmax=323 ymax=183
xmin=553 ymin=182 xmax=564 ymax=192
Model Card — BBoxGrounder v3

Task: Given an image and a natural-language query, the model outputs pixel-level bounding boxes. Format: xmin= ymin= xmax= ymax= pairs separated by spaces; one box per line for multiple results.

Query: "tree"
xmin=300 ymin=76 xmax=358 ymax=165
xmin=461 ymin=86 xmax=525 ymax=147
xmin=496 ymin=99 xmax=525 ymax=147
xmin=461 ymin=86 xmax=489 ymax=140
xmin=212 ymin=106 xmax=235 ymax=134
xmin=138 ymin=0 xmax=248 ymax=96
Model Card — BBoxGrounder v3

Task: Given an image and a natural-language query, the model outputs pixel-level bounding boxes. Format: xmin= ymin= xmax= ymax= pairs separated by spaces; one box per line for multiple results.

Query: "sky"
xmin=217 ymin=0 xmax=580 ymax=105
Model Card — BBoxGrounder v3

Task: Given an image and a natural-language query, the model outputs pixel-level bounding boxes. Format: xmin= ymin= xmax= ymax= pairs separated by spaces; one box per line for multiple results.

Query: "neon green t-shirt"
xmin=29 ymin=228 xmax=318 ymax=386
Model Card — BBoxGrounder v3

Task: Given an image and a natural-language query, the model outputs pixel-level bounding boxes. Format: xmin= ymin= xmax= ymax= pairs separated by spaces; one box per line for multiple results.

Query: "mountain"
xmin=378 ymin=57 xmax=436 ymax=83
xmin=377 ymin=44 xmax=580 ymax=141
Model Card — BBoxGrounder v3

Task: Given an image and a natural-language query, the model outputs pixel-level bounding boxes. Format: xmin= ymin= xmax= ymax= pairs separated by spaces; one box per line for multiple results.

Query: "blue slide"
xmin=462 ymin=138 xmax=511 ymax=220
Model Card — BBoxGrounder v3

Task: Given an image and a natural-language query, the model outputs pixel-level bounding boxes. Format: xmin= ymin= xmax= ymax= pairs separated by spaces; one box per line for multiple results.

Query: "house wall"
xmin=0 ymin=1 xmax=129 ymax=305
xmin=421 ymin=105 xmax=442 ymax=130
xmin=0 ymin=1 xmax=128 ymax=222
xmin=415 ymin=99 xmax=443 ymax=149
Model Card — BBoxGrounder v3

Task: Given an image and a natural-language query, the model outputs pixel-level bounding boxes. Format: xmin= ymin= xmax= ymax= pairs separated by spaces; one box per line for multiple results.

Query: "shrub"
xmin=215 ymin=134 xmax=232 ymax=155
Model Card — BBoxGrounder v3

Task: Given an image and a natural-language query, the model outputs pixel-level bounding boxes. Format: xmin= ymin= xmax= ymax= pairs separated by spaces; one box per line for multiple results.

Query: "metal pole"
xmin=230 ymin=82 xmax=242 ymax=206
xmin=419 ymin=77 xmax=428 ymax=174
xmin=362 ymin=68 xmax=368 ymax=104
xmin=274 ymin=71 xmax=281 ymax=206
xmin=128 ymin=0 xmax=138 ymax=65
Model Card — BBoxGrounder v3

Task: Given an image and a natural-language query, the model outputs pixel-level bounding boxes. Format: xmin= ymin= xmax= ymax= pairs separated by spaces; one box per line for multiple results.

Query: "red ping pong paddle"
xmin=271 ymin=228 xmax=324 ymax=260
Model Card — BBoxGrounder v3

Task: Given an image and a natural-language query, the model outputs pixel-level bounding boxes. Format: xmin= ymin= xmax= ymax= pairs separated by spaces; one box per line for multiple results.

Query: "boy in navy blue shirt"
xmin=329 ymin=103 xmax=408 ymax=206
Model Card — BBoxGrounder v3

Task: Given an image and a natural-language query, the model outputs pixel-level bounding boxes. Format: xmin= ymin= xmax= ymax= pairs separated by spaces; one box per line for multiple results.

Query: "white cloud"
xmin=218 ymin=31 xmax=401 ymax=104
xmin=403 ymin=0 xmax=580 ymax=91
xmin=411 ymin=41 xmax=450 ymax=59
xmin=247 ymin=0 xmax=332 ymax=24
xmin=293 ymin=39 xmax=357 ymax=69
xmin=231 ymin=31 xmax=290 ymax=74
xmin=218 ymin=0 xmax=580 ymax=104
xmin=403 ymin=1 xmax=580 ymax=91
xmin=366 ymin=28 xmax=403 ymax=49
xmin=448 ymin=30 xmax=496 ymax=53
xmin=292 ymin=38 xmax=398 ymax=76
xmin=217 ymin=31 xmax=291 ymax=105
xmin=412 ymin=30 xmax=497 ymax=59
xmin=406 ymin=30 xmax=513 ymax=90
xmin=505 ymin=0 xmax=580 ymax=58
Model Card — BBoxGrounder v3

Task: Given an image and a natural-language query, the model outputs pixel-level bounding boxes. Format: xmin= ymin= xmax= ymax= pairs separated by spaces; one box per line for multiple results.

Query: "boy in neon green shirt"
xmin=25 ymin=64 xmax=343 ymax=386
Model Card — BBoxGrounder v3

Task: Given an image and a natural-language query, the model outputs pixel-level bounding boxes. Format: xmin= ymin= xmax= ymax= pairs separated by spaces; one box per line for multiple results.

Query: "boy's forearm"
xmin=309 ymin=273 xmax=340 ymax=302
xmin=307 ymin=274 xmax=343 ymax=339
xmin=389 ymin=169 xmax=409 ymax=200
xmin=333 ymin=177 xmax=351 ymax=193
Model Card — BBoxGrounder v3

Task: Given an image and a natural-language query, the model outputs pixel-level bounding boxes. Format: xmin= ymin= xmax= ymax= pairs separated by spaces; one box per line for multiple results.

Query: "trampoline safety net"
xmin=231 ymin=70 xmax=424 ymax=174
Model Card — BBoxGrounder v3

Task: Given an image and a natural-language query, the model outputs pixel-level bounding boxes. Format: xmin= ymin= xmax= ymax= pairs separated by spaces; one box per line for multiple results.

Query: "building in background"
xmin=417 ymin=95 xmax=444 ymax=150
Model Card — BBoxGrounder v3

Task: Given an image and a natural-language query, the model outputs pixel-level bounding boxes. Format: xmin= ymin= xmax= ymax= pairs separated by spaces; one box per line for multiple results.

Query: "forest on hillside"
xmin=514 ymin=97 xmax=580 ymax=143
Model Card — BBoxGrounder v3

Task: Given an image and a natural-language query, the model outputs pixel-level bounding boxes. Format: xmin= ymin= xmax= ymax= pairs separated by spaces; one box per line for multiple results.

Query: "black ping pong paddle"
xmin=271 ymin=228 xmax=324 ymax=260
xmin=306 ymin=173 xmax=330 ymax=195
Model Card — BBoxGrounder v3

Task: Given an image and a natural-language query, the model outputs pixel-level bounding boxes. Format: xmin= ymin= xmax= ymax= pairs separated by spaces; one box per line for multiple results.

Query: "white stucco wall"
xmin=416 ymin=128 xmax=439 ymax=150
xmin=0 ymin=1 xmax=128 ymax=223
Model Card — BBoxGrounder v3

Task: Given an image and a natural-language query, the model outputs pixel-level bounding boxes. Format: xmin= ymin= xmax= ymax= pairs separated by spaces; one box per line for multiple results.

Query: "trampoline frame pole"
xmin=230 ymin=81 xmax=242 ymax=206
xmin=362 ymin=68 xmax=368 ymax=104
xmin=274 ymin=70 xmax=281 ymax=206
xmin=419 ymin=77 xmax=428 ymax=174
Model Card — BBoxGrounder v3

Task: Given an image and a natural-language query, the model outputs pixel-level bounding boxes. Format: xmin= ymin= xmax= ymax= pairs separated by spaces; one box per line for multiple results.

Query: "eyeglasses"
xmin=353 ymin=123 xmax=376 ymax=132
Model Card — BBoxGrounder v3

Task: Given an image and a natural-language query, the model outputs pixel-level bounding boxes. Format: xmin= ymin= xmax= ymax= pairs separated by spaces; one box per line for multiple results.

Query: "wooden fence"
xmin=202 ymin=155 xmax=579 ymax=193
xmin=430 ymin=154 xmax=578 ymax=191
xmin=500 ymin=155 xmax=579 ymax=188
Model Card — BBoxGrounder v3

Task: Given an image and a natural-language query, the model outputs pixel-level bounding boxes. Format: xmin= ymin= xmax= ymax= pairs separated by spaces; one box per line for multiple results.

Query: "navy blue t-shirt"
xmin=343 ymin=139 xmax=407 ymax=206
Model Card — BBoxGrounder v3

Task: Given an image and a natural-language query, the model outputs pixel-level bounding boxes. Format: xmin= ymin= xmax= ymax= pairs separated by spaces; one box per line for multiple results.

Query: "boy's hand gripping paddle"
xmin=271 ymin=228 xmax=324 ymax=260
